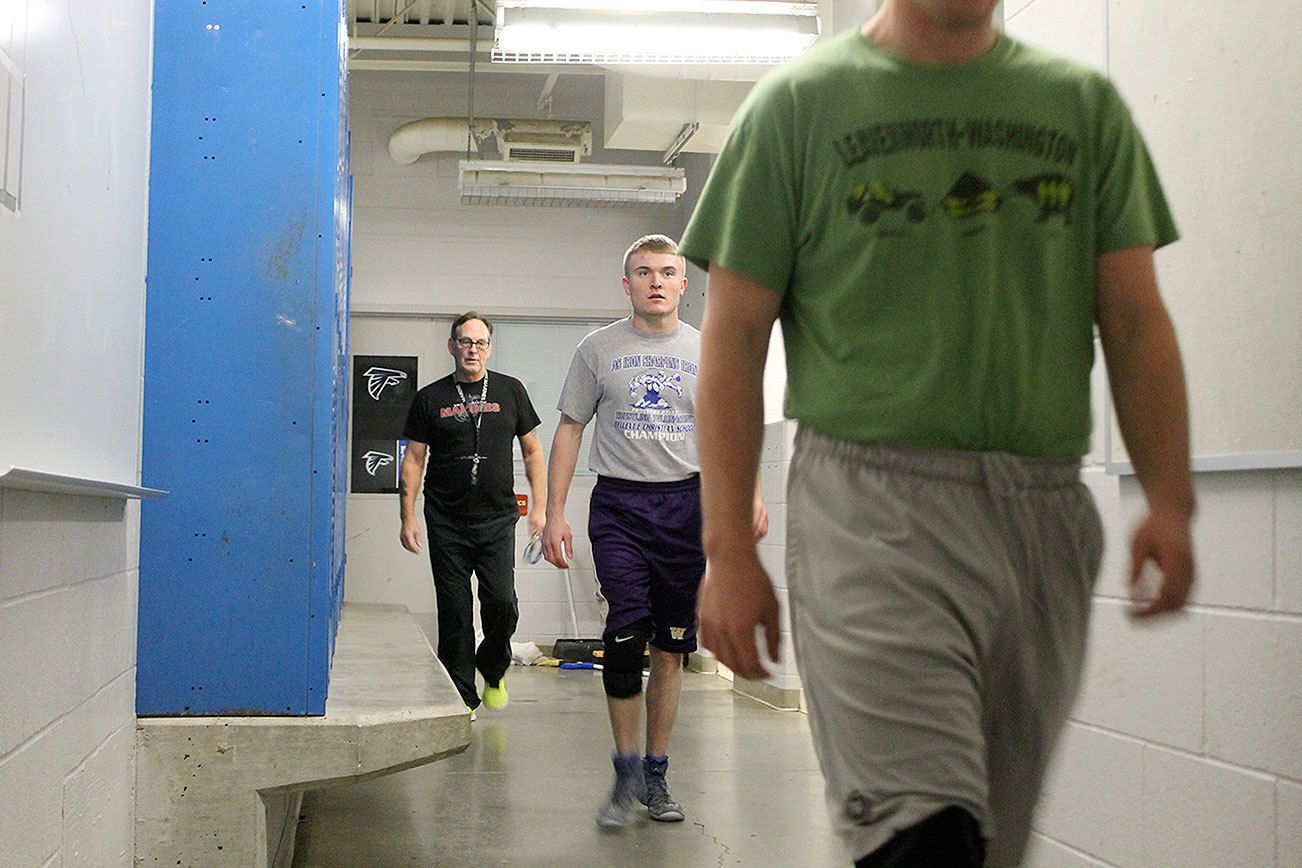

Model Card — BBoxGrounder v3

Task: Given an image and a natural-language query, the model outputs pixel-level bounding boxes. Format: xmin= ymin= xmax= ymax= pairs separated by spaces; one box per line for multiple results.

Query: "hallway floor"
xmin=294 ymin=665 xmax=842 ymax=866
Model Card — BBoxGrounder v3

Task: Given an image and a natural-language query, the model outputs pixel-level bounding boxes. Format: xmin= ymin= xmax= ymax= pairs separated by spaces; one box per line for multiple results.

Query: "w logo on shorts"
xmin=669 ymin=627 xmax=686 ymax=640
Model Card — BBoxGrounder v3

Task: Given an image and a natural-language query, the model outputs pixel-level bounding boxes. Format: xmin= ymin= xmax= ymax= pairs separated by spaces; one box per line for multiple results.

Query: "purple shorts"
xmin=588 ymin=474 xmax=705 ymax=653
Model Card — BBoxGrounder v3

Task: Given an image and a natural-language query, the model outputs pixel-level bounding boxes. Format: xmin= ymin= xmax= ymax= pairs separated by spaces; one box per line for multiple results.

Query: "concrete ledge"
xmin=687 ymin=651 xmax=718 ymax=674
xmin=732 ymin=675 xmax=804 ymax=712
xmin=135 ymin=603 xmax=470 ymax=867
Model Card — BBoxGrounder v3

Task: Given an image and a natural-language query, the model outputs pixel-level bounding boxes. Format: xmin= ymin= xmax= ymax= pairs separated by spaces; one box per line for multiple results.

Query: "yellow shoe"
xmin=482 ymin=678 xmax=509 ymax=710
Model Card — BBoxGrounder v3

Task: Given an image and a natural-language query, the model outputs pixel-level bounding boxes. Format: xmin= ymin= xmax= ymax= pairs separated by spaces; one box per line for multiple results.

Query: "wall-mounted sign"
xmin=351 ymin=355 xmax=417 ymax=493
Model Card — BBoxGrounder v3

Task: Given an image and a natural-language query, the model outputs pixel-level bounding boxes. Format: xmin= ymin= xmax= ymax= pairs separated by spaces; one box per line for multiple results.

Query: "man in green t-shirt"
xmin=680 ymin=1 xmax=1197 ymax=865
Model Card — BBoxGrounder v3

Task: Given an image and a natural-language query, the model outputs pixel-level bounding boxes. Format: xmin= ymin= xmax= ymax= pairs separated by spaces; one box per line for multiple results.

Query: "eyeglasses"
xmin=455 ymin=338 xmax=491 ymax=349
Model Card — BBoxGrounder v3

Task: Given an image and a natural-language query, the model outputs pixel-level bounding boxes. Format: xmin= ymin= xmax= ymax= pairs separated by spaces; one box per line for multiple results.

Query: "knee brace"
xmin=601 ymin=620 xmax=651 ymax=699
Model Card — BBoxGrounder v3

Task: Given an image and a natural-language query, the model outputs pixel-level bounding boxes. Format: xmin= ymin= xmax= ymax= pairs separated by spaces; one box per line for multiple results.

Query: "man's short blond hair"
xmin=622 ymin=234 xmax=683 ymax=278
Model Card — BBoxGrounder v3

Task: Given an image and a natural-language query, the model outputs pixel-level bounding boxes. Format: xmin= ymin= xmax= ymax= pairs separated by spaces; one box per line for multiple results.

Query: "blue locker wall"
xmin=138 ymin=0 xmax=349 ymax=715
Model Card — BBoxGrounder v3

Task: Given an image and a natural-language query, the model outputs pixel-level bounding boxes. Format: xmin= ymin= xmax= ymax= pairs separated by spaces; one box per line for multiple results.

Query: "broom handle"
xmin=562 ymin=568 xmax=580 ymax=637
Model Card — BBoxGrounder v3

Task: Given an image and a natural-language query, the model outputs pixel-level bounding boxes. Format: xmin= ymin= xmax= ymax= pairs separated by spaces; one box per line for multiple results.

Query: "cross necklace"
xmin=454 ymin=371 xmax=488 ymax=486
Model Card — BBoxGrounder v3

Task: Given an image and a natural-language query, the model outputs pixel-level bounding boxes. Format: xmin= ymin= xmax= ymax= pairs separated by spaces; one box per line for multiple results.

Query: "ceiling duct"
xmin=458 ymin=160 xmax=686 ymax=206
xmin=387 ymin=118 xmax=594 ymax=165
xmin=388 ymin=117 xmax=480 ymax=165
xmin=603 ymin=73 xmax=753 ymax=154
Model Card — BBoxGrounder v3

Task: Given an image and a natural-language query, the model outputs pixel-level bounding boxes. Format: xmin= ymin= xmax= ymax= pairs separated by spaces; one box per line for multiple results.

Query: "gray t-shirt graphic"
xmin=558 ymin=318 xmax=701 ymax=482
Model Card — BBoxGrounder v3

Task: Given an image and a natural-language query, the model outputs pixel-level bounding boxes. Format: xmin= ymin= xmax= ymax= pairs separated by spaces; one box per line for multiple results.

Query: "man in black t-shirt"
xmin=400 ymin=312 xmax=545 ymax=715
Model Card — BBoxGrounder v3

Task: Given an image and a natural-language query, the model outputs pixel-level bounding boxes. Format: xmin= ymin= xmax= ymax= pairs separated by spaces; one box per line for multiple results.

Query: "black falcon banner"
xmin=351 ymin=355 xmax=418 ymax=493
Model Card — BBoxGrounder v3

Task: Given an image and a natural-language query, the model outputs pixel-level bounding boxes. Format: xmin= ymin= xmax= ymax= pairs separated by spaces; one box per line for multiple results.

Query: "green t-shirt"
xmin=680 ymin=30 xmax=1177 ymax=458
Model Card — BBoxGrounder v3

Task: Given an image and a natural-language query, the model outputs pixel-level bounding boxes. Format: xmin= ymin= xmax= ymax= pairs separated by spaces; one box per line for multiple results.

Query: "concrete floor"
xmin=294 ymin=666 xmax=843 ymax=866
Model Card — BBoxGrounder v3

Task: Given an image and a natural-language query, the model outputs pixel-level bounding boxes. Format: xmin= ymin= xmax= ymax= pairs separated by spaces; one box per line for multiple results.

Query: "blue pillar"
xmin=139 ymin=0 xmax=350 ymax=715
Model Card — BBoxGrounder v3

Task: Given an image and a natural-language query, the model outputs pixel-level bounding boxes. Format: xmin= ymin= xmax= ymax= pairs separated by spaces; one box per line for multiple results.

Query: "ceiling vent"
xmin=495 ymin=120 xmax=593 ymax=164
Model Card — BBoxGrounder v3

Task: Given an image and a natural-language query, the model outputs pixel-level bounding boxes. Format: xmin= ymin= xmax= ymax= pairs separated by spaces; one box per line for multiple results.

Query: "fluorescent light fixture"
xmin=458 ymin=160 xmax=686 ymax=206
xmin=493 ymin=0 xmax=820 ymax=65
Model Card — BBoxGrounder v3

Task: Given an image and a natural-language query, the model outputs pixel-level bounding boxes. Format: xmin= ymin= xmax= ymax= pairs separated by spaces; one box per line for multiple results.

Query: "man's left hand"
xmin=698 ymin=546 xmax=779 ymax=681
xmin=752 ymin=493 xmax=769 ymax=541
xmin=527 ymin=509 xmax=545 ymax=540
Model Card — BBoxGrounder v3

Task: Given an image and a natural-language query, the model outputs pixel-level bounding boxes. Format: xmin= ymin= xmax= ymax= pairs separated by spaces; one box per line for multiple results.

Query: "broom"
xmin=524 ymin=532 xmax=605 ymax=664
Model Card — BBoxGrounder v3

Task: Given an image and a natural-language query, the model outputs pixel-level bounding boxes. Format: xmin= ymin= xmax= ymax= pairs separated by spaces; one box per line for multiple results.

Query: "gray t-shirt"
xmin=558 ymin=318 xmax=701 ymax=482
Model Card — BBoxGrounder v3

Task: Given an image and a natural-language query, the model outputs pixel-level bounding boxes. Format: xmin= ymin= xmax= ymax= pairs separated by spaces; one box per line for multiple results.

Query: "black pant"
xmin=425 ymin=506 xmax=519 ymax=709
xmin=854 ymin=806 xmax=985 ymax=868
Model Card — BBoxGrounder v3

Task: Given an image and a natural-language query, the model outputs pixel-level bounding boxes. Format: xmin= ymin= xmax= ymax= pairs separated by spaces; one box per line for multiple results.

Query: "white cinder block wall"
xmin=757 ymin=420 xmax=800 ymax=691
xmin=344 ymin=70 xmax=695 ymax=648
xmin=0 ymin=496 xmax=141 ymax=866
xmin=1001 ymin=2 xmax=1302 ymax=865
xmin=0 ymin=0 xmax=152 ymax=864
xmin=1031 ymin=468 xmax=1302 ymax=868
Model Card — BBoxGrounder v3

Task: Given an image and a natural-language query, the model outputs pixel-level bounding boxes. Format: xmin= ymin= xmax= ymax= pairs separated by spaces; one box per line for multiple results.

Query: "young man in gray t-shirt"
xmin=543 ymin=234 xmax=767 ymax=829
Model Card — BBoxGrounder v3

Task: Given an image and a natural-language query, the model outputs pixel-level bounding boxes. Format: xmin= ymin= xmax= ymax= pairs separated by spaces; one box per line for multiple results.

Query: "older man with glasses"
xmin=399 ymin=311 xmax=546 ymax=717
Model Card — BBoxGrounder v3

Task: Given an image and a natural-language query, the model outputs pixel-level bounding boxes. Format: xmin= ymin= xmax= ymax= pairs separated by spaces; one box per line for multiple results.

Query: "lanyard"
xmin=454 ymin=371 xmax=488 ymax=486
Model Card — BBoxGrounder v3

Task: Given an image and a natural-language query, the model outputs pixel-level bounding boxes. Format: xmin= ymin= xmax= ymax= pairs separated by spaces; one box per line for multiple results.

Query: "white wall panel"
xmin=1186 ymin=473 xmax=1276 ymax=610
xmin=0 ymin=569 xmax=136 ymax=757
xmin=343 ymin=314 xmax=448 ymax=616
xmin=1203 ymin=612 xmax=1302 ymax=780
xmin=1139 ymin=745 xmax=1275 ymax=868
xmin=62 ymin=724 xmax=133 ymax=866
xmin=348 ymin=70 xmax=687 ymax=317
xmin=1037 ymin=723 xmax=1145 ymax=866
xmin=0 ymin=670 xmax=134 ymax=867
xmin=1024 ymin=834 xmax=1110 ymax=868
xmin=0 ymin=0 xmax=152 ymax=485
xmin=1107 ymin=0 xmax=1302 ymax=461
xmin=0 ymin=3 xmax=148 ymax=863
xmin=1276 ymin=474 xmax=1302 ymax=615
xmin=1280 ymin=779 xmax=1302 ymax=868
xmin=0 ymin=492 xmax=129 ymax=602
xmin=1007 ymin=6 xmax=1298 ymax=865
xmin=1073 ymin=600 xmax=1203 ymax=753
xmin=1005 ymin=0 xmax=1106 ymax=71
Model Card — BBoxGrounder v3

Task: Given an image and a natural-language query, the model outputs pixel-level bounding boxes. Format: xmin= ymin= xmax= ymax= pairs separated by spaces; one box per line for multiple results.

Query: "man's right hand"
xmin=1128 ymin=508 xmax=1195 ymax=618
xmin=697 ymin=547 xmax=780 ymax=681
xmin=400 ymin=518 xmax=422 ymax=555
xmin=542 ymin=516 xmax=574 ymax=569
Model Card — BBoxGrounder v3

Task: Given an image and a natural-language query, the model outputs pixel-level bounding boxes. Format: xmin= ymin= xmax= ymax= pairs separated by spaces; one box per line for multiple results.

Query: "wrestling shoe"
xmin=642 ymin=754 xmax=684 ymax=822
xmin=482 ymin=677 xmax=509 ymax=710
xmin=596 ymin=752 xmax=644 ymax=829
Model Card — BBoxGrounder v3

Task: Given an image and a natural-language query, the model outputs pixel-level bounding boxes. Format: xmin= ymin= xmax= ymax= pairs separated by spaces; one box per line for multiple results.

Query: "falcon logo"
xmin=362 ymin=451 xmax=395 ymax=476
xmin=362 ymin=367 xmax=407 ymax=401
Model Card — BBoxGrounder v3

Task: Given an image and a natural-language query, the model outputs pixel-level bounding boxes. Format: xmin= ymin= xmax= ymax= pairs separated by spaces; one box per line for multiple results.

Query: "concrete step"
xmin=135 ymin=603 xmax=470 ymax=867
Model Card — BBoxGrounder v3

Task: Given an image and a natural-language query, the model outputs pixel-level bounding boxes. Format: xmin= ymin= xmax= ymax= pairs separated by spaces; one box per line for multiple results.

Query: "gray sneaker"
xmin=643 ymin=774 xmax=685 ymax=822
xmin=595 ymin=753 xmax=644 ymax=829
xmin=641 ymin=755 xmax=684 ymax=822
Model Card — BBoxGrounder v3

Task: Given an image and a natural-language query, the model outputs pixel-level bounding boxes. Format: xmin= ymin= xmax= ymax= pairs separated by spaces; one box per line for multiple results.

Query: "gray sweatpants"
xmin=786 ymin=427 xmax=1103 ymax=865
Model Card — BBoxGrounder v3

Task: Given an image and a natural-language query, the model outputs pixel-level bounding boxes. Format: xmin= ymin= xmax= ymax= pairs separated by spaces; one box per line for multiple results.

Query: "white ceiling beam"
xmin=349 ymin=35 xmax=491 ymax=52
xmin=349 ymin=58 xmax=605 ymax=75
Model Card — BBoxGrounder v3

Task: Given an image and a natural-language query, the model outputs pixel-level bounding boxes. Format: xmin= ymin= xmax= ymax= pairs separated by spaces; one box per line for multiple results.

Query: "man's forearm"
xmin=699 ymin=317 xmax=769 ymax=556
xmin=524 ymin=448 xmax=547 ymax=511
xmin=1105 ymin=311 xmax=1196 ymax=517
xmin=546 ymin=425 xmax=582 ymax=518
xmin=399 ymin=458 xmax=423 ymax=521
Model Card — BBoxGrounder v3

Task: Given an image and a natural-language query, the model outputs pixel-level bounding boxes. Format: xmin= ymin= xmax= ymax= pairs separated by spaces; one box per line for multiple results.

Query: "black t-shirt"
xmin=403 ymin=371 xmax=540 ymax=519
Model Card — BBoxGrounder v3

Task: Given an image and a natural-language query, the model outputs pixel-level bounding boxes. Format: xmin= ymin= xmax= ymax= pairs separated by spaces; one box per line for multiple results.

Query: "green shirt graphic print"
xmin=680 ymin=31 xmax=1178 ymax=458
